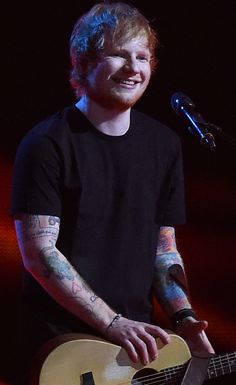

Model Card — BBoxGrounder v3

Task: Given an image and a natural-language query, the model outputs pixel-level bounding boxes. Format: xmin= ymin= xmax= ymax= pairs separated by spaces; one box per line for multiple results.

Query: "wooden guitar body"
xmin=32 ymin=333 xmax=191 ymax=385
xmin=31 ymin=333 xmax=236 ymax=385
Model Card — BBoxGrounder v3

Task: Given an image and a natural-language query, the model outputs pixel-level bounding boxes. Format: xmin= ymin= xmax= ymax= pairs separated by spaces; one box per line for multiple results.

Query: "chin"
xmin=112 ymin=92 xmax=143 ymax=108
xmin=91 ymin=88 xmax=144 ymax=110
xmin=95 ymin=96 xmax=136 ymax=110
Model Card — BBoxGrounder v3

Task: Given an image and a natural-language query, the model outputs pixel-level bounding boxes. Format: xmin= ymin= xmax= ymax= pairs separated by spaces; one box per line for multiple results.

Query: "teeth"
xmin=116 ymin=79 xmax=136 ymax=85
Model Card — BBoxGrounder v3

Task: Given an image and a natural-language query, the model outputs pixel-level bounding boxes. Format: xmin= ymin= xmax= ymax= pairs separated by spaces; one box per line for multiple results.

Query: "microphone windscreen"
xmin=171 ymin=92 xmax=195 ymax=114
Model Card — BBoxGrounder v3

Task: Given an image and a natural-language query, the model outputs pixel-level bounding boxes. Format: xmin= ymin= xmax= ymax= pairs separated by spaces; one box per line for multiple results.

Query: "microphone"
xmin=171 ymin=92 xmax=216 ymax=149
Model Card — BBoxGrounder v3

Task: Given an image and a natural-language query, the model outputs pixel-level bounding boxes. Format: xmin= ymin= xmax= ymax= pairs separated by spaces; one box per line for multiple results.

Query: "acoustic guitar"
xmin=31 ymin=333 xmax=236 ymax=385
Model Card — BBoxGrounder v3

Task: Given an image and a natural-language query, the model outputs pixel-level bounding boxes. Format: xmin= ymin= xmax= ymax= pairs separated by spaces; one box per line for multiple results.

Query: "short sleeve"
xmin=11 ymin=134 xmax=63 ymax=217
xmin=159 ymin=137 xmax=186 ymax=226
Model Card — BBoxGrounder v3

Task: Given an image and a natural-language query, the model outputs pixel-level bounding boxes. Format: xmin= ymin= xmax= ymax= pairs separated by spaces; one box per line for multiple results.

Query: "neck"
xmin=75 ymin=96 xmax=131 ymax=136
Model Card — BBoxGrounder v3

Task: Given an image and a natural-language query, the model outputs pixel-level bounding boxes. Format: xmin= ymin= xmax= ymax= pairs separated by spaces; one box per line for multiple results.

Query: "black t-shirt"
xmin=11 ymin=105 xmax=185 ymax=334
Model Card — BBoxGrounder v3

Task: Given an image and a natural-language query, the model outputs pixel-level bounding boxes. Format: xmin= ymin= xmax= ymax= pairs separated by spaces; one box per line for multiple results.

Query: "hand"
xmin=105 ymin=316 xmax=170 ymax=365
xmin=176 ymin=316 xmax=215 ymax=357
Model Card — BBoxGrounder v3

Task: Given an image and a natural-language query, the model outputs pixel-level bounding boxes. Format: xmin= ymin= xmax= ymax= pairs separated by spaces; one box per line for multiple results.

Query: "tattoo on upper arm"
xmin=25 ymin=215 xmax=41 ymax=233
xmin=17 ymin=215 xmax=60 ymax=242
xmin=48 ymin=216 xmax=60 ymax=226
xmin=156 ymin=226 xmax=177 ymax=254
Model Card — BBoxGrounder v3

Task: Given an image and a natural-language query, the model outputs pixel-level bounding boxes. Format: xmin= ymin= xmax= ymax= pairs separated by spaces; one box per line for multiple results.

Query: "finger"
xmin=122 ymin=339 xmax=139 ymax=363
xmin=138 ymin=331 xmax=159 ymax=361
xmin=146 ymin=324 xmax=171 ymax=345
xmin=131 ymin=336 xmax=150 ymax=365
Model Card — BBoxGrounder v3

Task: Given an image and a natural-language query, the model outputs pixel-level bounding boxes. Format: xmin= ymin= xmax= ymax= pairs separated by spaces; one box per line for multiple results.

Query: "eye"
xmin=137 ymin=55 xmax=150 ymax=62
xmin=110 ymin=52 xmax=125 ymax=58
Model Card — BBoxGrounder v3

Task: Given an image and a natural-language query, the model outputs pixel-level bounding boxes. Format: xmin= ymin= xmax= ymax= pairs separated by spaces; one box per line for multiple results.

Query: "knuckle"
xmin=144 ymin=333 xmax=156 ymax=344
xmin=153 ymin=326 xmax=166 ymax=336
xmin=134 ymin=338 xmax=147 ymax=351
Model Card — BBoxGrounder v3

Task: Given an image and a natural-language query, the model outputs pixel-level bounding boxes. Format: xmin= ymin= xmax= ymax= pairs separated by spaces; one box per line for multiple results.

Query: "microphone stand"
xmin=206 ymin=123 xmax=236 ymax=148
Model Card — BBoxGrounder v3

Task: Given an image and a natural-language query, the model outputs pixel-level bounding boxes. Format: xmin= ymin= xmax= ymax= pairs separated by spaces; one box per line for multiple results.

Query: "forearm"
xmin=15 ymin=215 xmax=172 ymax=365
xmin=15 ymin=215 xmax=116 ymax=334
xmin=153 ymin=251 xmax=191 ymax=315
xmin=152 ymin=227 xmax=214 ymax=355
xmin=35 ymin=245 xmax=116 ymax=332
xmin=153 ymin=226 xmax=192 ymax=316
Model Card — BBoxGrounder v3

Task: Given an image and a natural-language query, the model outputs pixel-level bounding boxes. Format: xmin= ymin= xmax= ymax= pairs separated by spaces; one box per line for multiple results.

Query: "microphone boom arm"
xmin=180 ymin=106 xmax=216 ymax=149
xmin=171 ymin=92 xmax=216 ymax=150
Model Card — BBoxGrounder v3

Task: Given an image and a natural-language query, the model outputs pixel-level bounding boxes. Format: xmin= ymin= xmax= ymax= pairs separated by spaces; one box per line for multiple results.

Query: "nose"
xmin=123 ymin=58 xmax=139 ymax=74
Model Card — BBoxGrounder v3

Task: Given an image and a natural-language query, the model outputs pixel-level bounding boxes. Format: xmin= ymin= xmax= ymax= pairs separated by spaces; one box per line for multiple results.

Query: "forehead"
xmin=107 ymin=36 xmax=150 ymax=52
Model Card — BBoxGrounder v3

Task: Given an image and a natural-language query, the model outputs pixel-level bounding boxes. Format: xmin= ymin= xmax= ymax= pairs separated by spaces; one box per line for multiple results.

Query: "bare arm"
xmin=14 ymin=214 xmax=116 ymax=333
xmin=15 ymin=214 xmax=170 ymax=364
xmin=153 ymin=226 xmax=214 ymax=355
xmin=153 ymin=226 xmax=191 ymax=315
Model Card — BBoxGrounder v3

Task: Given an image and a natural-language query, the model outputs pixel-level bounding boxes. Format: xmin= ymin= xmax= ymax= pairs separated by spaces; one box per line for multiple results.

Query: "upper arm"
xmin=11 ymin=135 xmax=63 ymax=219
xmin=14 ymin=214 xmax=60 ymax=270
xmin=156 ymin=226 xmax=178 ymax=255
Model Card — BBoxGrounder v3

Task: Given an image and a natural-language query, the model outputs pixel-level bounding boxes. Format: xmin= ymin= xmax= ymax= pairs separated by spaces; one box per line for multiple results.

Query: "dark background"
xmin=1 ymin=1 xmax=235 ymax=384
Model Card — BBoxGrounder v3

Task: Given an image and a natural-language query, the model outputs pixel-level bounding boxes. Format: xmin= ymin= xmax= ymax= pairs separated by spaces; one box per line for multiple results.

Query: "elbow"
xmin=20 ymin=243 xmax=44 ymax=278
xmin=21 ymin=251 xmax=41 ymax=277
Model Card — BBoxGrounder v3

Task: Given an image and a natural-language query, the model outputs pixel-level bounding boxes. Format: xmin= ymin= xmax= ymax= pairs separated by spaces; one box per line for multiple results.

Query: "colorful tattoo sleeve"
xmin=153 ymin=252 xmax=191 ymax=314
xmin=153 ymin=227 xmax=191 ymax=314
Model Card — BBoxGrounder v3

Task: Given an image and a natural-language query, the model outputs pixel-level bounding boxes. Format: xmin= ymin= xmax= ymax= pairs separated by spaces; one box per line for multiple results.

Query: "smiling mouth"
xmin=113 ymin=78 xmax=139 ymax=86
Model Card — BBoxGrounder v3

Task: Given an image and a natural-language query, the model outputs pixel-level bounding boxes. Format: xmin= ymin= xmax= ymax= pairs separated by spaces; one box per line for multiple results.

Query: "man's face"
xmin=85 ymin=36 xmax=152 ymax=110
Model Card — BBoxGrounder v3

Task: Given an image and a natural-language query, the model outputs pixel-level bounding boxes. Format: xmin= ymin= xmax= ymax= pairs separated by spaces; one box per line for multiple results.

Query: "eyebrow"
xmin=111 ymin=47 xmax=151 ymax=55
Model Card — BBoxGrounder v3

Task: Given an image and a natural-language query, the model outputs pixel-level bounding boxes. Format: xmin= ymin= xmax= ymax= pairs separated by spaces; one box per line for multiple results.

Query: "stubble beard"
xmin=89 ymin=85 xmax=146 ymax=111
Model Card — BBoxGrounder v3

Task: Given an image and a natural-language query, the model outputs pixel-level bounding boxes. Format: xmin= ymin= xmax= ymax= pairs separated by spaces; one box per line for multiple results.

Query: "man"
xmin=11 ymin=1 xmax=214 ymax=383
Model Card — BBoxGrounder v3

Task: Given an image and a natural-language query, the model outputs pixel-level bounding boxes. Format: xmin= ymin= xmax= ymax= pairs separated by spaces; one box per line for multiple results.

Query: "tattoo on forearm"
xmin=72 ymin=281 xmax=98 ymax=303
xmin=77 ymin=301 xmax=94 ymax=316
xmin=72 ymin=282 xmax=82 ymax=295
xmin=156 ymin=227 xmax=177 ymax=254
xmin=153 ymin=252 xmax=190 ymax=313
xmin=40 ymin=240 xmax=74 ymax=280
xmin=90 ymin=294 xmax=98 ymax=302
xmin=40 ymin=242 xmax=99 ymax=304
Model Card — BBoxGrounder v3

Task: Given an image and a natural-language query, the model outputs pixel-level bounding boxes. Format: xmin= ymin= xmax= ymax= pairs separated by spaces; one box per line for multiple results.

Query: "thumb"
xmin=192 ymin=319 xmax=208 ymax=333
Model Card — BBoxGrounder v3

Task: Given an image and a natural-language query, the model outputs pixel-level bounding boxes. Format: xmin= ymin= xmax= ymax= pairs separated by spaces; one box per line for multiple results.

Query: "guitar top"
xmin=31 ymin=333 xmax=236 ymax=385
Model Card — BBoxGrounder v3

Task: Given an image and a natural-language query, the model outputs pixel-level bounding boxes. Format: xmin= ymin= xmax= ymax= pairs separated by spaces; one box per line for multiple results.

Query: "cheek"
xmin=144 ymin=65 xmax=152 ymax=80
xmin=88 ymin=65 xmax=112 ymax=87
xmin=146 ymin=67 xmax=152 ymax=84
xmin=140 ymin=72 xmax=151 ymax=89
